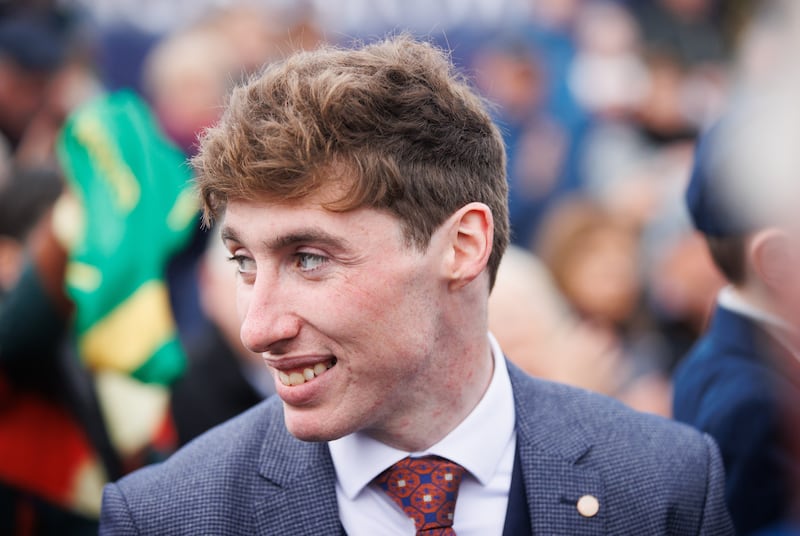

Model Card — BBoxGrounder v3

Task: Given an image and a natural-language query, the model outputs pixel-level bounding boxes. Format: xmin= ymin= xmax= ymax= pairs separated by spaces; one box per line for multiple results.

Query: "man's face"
xmin=221 ymin=194 xmax=450 ymax=443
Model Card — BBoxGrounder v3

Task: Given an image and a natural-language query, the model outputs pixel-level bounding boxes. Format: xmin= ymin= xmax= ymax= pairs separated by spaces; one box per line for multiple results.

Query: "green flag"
xmin=56 ymin=90 xmax=197 ymax=385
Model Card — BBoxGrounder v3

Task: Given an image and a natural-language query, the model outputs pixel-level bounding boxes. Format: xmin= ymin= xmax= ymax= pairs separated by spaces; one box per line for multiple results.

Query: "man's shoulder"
xmin=110 ymin=397 xmax=283 ymax=505
xmin=510 ymin=365 xmax=719 ymax=496
xmin=672 ymin=325 xmax=778 ymax=428
xmin=509 ymin=368 xmax=733 ymax=534
xmin=511 ymin=368 xmax=707 ymax=455
xmin=101 ymin=396 xmax=342 ymax=535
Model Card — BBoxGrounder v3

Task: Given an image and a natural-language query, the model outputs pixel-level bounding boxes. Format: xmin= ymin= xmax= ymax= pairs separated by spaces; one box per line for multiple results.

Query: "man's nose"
xmin=239 ymin=275 xmax=301 ymax=355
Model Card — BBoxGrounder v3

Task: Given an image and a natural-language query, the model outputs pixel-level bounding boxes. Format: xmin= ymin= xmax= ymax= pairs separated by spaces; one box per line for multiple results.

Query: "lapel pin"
xmin=577 ymin=495 xmax=600 ymax=518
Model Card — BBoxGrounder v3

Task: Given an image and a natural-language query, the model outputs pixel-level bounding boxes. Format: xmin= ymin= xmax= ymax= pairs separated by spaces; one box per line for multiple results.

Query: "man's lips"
xmin=265 ymin=356 xmax=337 ymax=387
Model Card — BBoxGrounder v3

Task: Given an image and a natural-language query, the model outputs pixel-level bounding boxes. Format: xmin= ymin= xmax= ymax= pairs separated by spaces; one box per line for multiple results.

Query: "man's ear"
xmin=442 ymin=202 xmax=493 ymax=291
xmin=750 ymin=228 xmax=795 ymax=290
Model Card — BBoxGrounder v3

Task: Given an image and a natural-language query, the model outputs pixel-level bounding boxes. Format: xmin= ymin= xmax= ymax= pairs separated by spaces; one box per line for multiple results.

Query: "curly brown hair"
xmin=192 ymin=35 xmax=509 ymax=287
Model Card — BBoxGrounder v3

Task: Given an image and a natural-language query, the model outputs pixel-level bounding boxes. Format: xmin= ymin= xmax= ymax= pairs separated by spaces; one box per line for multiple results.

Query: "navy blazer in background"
xmin=674 ymin=305 xmax=800 ymax=534
xmin=101 ymin=362 xmax=733 ymax=535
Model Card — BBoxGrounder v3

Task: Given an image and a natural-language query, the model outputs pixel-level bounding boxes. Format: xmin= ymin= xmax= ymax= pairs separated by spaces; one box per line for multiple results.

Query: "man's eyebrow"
xmin=221 ymin=225 xmax=352 ymax=251
xmin=265 ymin=229 xmax=350 ymax=251
xmin=220 ymin=226 xmax=239 ymax=244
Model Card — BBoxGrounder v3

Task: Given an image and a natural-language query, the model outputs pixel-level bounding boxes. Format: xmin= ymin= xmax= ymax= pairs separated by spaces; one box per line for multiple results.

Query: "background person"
xmin=674 ymin=124 xmax=800 ymax=534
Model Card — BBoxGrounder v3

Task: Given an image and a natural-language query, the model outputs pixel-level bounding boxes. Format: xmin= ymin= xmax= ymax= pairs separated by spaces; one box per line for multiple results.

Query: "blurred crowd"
xmin=0 ymin=0 xmax=775 ymax=533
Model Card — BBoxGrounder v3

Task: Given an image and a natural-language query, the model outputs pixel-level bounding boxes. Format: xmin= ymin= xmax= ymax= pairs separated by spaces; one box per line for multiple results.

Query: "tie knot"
xmin=375 ymin=456 xmax=466 ymax=535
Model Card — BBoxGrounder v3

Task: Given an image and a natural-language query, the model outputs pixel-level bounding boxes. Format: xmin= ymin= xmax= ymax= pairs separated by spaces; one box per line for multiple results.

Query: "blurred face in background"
xmin=530 ymin=0 xmax=584 ymax=30
xmin=473 ymin=46 xmax=544 ymax=122
xmin=569 ymin=0 xmax=648 ymax=118
xmin=661 ymin=0 xmax=713 ymax=21
xmin=560 ymin=225 xmax=640 ymax=326
xmin=0 ymin=59 xmax=50 ymax=146
xmin=648 ymin=232 xmax=724 ymax=331
xmin=635 ymin=55 xmax=692 ymax=138
xmin=537 ymin=198 xmax=641 ymax=329
xmin=143 ymin=28 xmax=239 ymax=155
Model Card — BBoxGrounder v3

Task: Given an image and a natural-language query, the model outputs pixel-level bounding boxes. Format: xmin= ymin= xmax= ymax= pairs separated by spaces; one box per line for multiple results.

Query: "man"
xmin=100 ymin=36 xmax=732 ymax=535
xmin=674 ymin=126 xmax=800 ymax=534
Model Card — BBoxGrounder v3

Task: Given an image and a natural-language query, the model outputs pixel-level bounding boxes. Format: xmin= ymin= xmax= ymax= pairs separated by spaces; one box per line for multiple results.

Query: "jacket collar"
xmin=251 ymin=362 xmax=604 ymax=535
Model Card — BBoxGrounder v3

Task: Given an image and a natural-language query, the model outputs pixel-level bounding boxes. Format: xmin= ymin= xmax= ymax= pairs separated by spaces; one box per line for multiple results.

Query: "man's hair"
xmin=705 ymin=235 xmax=747 ymax=285
xmin=193 ymin=35 xmax=509 ymax=287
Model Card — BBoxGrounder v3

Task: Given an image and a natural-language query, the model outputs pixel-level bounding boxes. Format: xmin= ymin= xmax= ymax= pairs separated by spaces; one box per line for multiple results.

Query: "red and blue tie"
xmin=375 ymin=456 xmax=466 ymax=535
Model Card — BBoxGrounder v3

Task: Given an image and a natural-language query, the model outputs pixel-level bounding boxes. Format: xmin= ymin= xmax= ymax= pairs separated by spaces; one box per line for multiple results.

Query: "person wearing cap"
xmin=674 ymin=126 xmax=800 ymax=534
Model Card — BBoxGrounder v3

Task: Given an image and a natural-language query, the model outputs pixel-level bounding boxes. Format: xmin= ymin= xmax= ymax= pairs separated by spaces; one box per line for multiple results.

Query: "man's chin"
xmin=282 ymin=403 xmax=348 ymax=443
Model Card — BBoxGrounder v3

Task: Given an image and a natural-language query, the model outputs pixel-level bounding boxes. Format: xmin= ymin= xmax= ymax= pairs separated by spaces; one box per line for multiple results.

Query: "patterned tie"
xmin=375 ymin=456 xmax=466 ymax=535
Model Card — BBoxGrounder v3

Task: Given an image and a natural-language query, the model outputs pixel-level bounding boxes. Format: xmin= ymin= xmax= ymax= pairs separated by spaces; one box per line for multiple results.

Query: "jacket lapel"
xmin=520 ymin=444 xmax=605 ymax=535
xmin=508 ymin=362 xmax=606 ymax=535
xmin=250 ymin=365 xmax=606 ymax=535
xmin=251 ymin=400 xmax=345 ymax=535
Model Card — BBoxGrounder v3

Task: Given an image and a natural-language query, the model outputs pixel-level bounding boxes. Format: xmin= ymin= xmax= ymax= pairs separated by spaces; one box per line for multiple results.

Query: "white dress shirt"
xmin=718 ymin=286 xmax=789 ymax=330
xmin=328 ymin=333 xmax=517 ymax=535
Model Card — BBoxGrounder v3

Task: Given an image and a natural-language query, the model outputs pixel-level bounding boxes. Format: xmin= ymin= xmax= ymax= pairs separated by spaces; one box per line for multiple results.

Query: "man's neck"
xmin=366 ymin=337 xmax=495 ymax=453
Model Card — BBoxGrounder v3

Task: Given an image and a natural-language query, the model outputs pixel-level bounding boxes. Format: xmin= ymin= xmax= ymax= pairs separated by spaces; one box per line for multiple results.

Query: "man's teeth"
xmin=278 ymin=360 xmax=335 ymax=387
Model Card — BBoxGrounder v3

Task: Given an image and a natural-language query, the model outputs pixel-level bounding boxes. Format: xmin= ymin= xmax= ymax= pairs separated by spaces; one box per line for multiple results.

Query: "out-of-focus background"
xmin=0 ymin=0 xmax=782 ymax=533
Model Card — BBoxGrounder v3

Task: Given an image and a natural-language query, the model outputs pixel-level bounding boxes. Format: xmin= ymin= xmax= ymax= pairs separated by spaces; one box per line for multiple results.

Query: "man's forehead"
xmin=220 ymin=197 xmax=341 ymax=236
xmin=221 ymin=194 xmax=359 ymax=224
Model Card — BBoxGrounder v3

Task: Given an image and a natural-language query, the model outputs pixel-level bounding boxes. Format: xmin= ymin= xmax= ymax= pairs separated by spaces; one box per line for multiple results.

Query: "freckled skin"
xmin=221 ymin=195 xmax=493 ymax=451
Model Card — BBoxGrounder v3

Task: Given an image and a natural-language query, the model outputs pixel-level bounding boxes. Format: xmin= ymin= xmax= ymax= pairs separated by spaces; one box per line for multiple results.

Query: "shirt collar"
xmin=328 ymin=333 xmax=516 ymax=500
xmin=718 ymin=286 xmax=792 ymax=331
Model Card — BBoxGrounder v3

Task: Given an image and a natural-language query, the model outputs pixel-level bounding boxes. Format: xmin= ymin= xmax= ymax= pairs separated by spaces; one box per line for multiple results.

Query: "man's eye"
xmin=295 ymin=252 xmax=328 ymax=272
xmin=228 ymin=254 xmax=255 ymax=274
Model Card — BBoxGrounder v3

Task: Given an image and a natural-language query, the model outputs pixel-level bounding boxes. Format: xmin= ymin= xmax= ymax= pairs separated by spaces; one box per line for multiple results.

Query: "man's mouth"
xmin=276 ymin=357 xmax=337 ymax=387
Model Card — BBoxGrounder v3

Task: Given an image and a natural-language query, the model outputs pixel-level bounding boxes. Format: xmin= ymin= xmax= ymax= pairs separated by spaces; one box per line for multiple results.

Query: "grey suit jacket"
xmin=100 ymin=362 xmax=733 ymax=535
